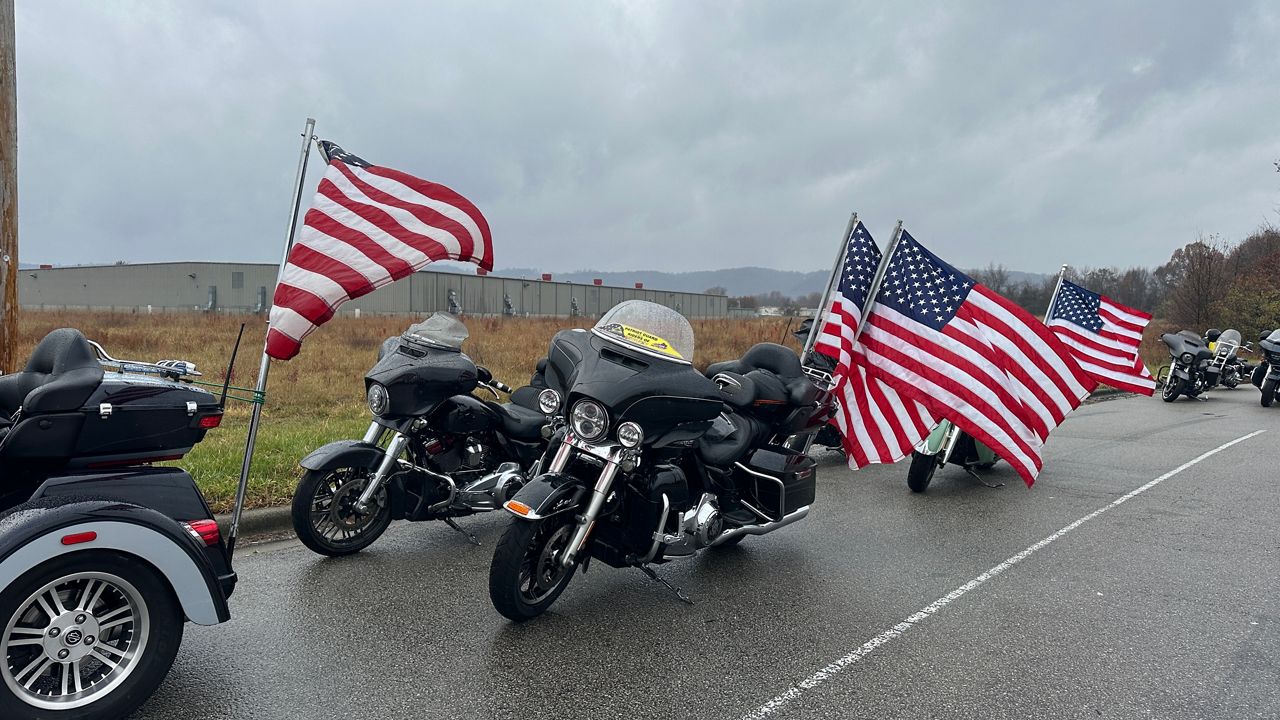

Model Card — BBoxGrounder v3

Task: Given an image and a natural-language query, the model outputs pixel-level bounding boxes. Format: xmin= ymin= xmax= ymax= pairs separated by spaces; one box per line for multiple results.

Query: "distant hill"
xmin=18 ymin=262 xmax=38 ymax=270
xmin=497 ymin=266 xmax=831 ymax=298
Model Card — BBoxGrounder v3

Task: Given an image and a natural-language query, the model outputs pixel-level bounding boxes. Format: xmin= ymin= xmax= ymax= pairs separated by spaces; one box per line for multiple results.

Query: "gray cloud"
xmin=15 ymin=1 xmax=1280 ymax=275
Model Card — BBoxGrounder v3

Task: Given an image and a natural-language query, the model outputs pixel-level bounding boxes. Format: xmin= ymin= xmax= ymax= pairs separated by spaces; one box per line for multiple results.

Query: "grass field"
xmin=12 ymin=310 xmax=798 ymax=512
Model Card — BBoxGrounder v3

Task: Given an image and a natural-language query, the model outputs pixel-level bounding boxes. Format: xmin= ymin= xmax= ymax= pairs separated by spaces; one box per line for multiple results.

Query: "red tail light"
xmin=182 ymin=519 xmax=222 ymax=546
xmin=198 ymin=414 xmax=223 ymax=429
xmin=61 ymin=531 xmax=98 ymax=546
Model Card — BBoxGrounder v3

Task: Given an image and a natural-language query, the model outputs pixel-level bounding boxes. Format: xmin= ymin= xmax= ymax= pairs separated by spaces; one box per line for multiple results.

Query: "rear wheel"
xmin=292 ymin=467 xmax=391 ymax=556
xmin=1161 ymin=375 xmax=1183 ymax=402
xmin=1262 ymin=379 xmax=1277 ymax=408
xmin=0 ymin=551 xmax=183 ymax=720
xmin=1252 ymin=363 xmax=1267 ymax=389
xmin=489 ymin=516 xmax=579 ymax=622
xmin=907 ymin=452 xmax=940 ymax=493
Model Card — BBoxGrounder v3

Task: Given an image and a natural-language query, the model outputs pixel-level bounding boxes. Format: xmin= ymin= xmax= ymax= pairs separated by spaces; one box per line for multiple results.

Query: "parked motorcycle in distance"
xmin=0 ymin=329 xmax=235 ymax=719
xmin=1254 ymin=329 xmax=1280 ymax=407
xmin=906 ymin=420 xmax=1001 ymax=492
xmin=487 ymin=301 xmax=831 ymax=621
xmin=291 ymin=313 xmax=551 ymax=556
xmin=1203 ymin=328 xmax=1250 ymax=389
xmin=1159 ymin=330 xmax=1213 ymax=402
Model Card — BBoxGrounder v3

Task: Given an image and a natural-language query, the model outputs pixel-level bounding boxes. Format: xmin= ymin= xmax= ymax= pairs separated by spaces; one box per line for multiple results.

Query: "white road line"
xmin=739 ymin=429 xmax=1267 ymax=720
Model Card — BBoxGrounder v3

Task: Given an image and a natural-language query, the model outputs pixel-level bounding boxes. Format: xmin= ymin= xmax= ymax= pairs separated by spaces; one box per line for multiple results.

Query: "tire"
xmin=489 ymin=516 xmax=579 ymax=622
xmin=907 ymin=452 xmax=939 ymax=493
xmin=1253 ymin=364 xmax=1268 ymax=390
xmin=292 ymin=467 xmax=392 ymax=556
xmin=0 ymin=551 xmax=183 ymax=720
xmin=1161 ymin=376 xmax=1183 ymax=402
xmin=1262 ymin=379 xmax=1277 ymax=408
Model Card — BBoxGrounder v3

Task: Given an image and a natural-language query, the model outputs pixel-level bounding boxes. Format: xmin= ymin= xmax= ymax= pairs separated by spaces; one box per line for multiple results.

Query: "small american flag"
xmin=1047 ymin=279 xmax=1155 ymax=396
xmin=814 ymin=221 xmax=936 ymax=468
xmin=860 ymin=230 xmax=1096 ymax=486
xmin=266 ymin=141 xmax=493 ymax=360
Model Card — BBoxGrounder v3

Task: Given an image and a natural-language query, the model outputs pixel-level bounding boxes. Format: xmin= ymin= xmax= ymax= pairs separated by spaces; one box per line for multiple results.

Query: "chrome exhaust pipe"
xmin=709 ymin=505 xmax=810 ymax=547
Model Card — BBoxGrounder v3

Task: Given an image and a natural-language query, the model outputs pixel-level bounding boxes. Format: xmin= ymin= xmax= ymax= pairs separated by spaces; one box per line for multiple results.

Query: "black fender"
xmin=505 ymin=472 xmax=587 ymax=520
xmin=0 ymin=498 xmax=230 ymax=625
xmin=299 ymin=439 xmax=386 ymax=472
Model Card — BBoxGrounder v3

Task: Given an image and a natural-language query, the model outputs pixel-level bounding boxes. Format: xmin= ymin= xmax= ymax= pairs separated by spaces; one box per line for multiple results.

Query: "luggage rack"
xmin=87 ymin=327 xmax=266 ymax=407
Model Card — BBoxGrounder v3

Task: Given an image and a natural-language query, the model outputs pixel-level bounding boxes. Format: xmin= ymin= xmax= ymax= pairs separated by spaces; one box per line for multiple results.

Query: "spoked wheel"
xmin=907 ymin=451 xmax=940 ymax=493
xmin=489 ymin=516 xmax=579 ymax=622
xmin=1161 ymin=376 xmax=1183 ymax=402
xmin=292 ymin=467 xmax=392 ymax=556
xmin=0 ymin=551 xmax=182 ymax=720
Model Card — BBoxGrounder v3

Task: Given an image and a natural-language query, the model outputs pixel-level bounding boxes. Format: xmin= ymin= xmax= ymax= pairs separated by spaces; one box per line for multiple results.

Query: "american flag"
xmin=1046 ymin=279 xmax=1155 ymax=396
xmin=813 ymin=221 xmax=936 ymax=468
xmin=266 ymin=141 xmax=493 ymax=360
xmin=859 ymin=230 xmax=1097 ymax=486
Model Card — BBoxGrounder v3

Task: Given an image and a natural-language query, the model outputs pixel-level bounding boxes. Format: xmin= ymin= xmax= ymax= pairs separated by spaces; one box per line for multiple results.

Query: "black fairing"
xmin=365 ymin=342 xmax=479 ymax=418
xmin=436 ymin=394 xmax=502 ymax=434
xmin=1161 ymin=332 xmax=1212 ymax=361
xmin=566 ymin=335 xmax=722 ymax=446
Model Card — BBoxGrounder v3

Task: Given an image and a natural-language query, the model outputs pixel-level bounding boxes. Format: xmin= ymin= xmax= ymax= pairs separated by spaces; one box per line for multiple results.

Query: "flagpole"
xmin=801 ymin=211 xmax=858 ymax=359
xmin=227 ymin=117 xmax=316 ymax=559
xmin=850 ymin=220 xmax=904 ymax=346
xmin=1042 ymin=263 xmax=1068 ymax=323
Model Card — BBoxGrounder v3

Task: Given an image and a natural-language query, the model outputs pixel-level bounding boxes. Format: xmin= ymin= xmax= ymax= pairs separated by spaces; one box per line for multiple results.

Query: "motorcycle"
xmin=905 ymin=420 xmax=1001 ymax=493
xmin=291 ymin=313 xmax=552 ymax=555
xmin=1253 ymin=329 xmax=1280 ymax=407
xmin=1159 ymin=330 xmax=1213 ymax=402
xmin=793 ymin=318 xmax=845 ymax=454
xmin=487 ymin=300 xmax=832 ymax=621
xmin=1203 ymin=328 xmax=1250 ymax=389
xmin=0 ymin=328 xmax=235 ymax=719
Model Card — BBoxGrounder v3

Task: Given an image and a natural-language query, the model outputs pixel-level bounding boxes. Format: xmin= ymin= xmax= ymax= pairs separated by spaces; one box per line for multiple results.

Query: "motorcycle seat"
xmin=0 ymin=328 xmax=104 ymax=419
xmin=491 ymin=402 xmax=546 ymax=441
xmin=697 ymin=412 xmax=767 ymax=468
xmin=706 ymin=343 xmax=818 ymax=408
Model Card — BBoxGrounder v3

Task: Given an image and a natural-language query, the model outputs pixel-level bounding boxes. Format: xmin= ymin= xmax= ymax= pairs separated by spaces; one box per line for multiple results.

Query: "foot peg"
xmin=444 ymin=518 xmax=481 ymax=546
xmin=638 ymin=565 xmax=694 ymax=605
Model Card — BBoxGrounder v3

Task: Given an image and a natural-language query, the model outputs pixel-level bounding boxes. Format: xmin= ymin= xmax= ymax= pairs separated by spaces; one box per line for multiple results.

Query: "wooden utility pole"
xmin=0 ymin=0 xmax=15 ymax=372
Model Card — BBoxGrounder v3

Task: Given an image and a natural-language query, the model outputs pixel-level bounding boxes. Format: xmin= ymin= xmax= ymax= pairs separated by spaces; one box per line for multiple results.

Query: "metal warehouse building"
xmin=18 ymin=262 xmax=729 ymax=318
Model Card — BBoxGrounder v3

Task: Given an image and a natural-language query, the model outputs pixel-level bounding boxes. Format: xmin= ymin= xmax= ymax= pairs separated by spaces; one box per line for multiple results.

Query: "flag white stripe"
xmin=328 ymin=170 xmax=464 ymax=259
xmin=266 ymin=305 xmax=316 ymax=344
xmin=295 ymin=220 xmax=394 ymax=288
xmin=1050 ymin=320 xmax=1140 ymax=355
xmin=350 ymin=165 xmax=486 ymax=264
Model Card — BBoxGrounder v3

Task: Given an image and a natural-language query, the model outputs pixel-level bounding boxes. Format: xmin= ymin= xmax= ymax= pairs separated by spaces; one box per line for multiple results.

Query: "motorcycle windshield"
xmin=591 ymin=300 xmax=695 ymax=364
xmin=401 ymin=313 xmax=468 ymax=351
xmin=1216 ymin=329 xmax=1242 ymax=352
xmin=1269 ymin=330 xmax=1280 ymax=343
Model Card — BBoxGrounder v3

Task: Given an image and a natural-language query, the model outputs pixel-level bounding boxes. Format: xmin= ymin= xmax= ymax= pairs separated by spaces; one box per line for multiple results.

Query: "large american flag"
xmin=266 ymin=141 xmax=493 ymax=360
xmin=860 ymin=230 xmax=1097 ymax=486
xmin=1046 ymin=279 xmax=1155 ymax=396
xmin=814 ymin=221 xmax=936 ymax=468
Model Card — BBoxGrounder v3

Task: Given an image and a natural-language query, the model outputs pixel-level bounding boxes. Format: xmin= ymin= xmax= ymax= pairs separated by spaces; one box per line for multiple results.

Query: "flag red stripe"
xmin=334 ymin=163 xmax=479 ymax=265
xmin=303 ymin=206 xmax=417 ymax=280
xmin=319 ymin=181 xmax=456 ymax=267
xmin=362 ymin=164 xmax=494 ymax=270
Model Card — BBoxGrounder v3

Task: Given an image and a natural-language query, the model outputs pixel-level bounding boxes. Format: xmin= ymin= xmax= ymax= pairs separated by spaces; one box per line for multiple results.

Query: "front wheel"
xmin=292 ymin=467 xmax=392 ymax=556
xmin=907 ymin=452 xmax=940 ymax=493
xmin=489 ymin=516 xmax=579 ymax=622
xmin=0 ymin=551 xmax=184 ymax=720
xmin=1262 ymin=379 xmax=1277 ymax=408
xmin=1161 ymin=375 xmax=1183 ymax=402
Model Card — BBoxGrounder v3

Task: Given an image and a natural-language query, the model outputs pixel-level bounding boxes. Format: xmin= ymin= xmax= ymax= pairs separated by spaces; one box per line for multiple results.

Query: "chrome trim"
xmin=940 ymin=422 xmax=963 ymax=466
xmin=733 ymin=461 xmax=787 ymax=518
xmin=185 ymin=401 xmax=197 ymax=416
xmin=561 ymin=458 xmax=620 ymax=568
xmin=355 ymin=433 xmax=408 ymax=511
xmin=710 ymin=505 xmax=811 ymax=546
xmin=98 ymin=403 xmax=112 ymax=420
xmin=643 ymin=494 xmax=671 ymax=563
xmin=360 ymin=422 xmax=387 ymax=445
xmin=458 ymin=462 xmax=523 ymax=511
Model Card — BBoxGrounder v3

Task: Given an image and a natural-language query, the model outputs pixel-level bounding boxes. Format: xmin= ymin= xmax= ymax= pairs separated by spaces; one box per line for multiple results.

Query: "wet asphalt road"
xmin=135 ymin=388 xmax=1278 ymax=720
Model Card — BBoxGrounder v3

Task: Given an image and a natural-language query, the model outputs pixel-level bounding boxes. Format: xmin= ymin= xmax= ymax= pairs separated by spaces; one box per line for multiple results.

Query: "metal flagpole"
xmin=850 ymin=220 xmax=904 ymax=347
xmin=1042 ymin=264 xmax=1068 ymax=323
xmin=227 ymin=117 xmax=316 ymax=559
xmin=801 ymin=211 xmax=859 ymax=359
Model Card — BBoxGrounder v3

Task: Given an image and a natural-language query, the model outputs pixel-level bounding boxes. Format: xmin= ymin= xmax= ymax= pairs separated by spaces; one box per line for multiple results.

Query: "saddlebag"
xmin=737 ymin=445 xmax=816 ymax=518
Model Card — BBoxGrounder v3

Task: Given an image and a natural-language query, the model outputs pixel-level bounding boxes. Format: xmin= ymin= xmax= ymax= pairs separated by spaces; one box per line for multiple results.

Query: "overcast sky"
xmin=14 ymin=1 xmax=1280 ymax=274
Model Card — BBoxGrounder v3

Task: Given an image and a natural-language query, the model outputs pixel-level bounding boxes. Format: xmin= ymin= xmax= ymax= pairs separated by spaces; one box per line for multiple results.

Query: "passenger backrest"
xmin=0 ymin=328 xmax=105 ymax=416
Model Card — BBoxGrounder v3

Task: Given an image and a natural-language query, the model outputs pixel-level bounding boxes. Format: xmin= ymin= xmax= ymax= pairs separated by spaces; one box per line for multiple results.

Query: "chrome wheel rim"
xmin=518 ymin=522 xmax=573 ymax=605
xmin=2 ymin=571 xmax=149 ymax=710
xmin=309 ymin=469 xmax=387 ymax=545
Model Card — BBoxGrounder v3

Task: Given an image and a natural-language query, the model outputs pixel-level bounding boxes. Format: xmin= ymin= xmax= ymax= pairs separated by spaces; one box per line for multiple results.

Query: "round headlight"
xmin=367 ymin=383 xmax=390 ymax=416
xmin=1180 ymin=352 xmax=1194 ymax=364
xmin=538 ymin=388 xmax=561 ymax=415
xmin=571 ymin=400 xmax=608 ymax=441
xmin=617 ymin=421 xmax=644 ymax=448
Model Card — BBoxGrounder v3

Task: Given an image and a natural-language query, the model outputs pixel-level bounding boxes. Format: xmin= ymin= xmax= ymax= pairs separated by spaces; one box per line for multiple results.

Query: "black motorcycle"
xmin=487 ymin=301 xmax=831 ymax=621
xmin=292 ymin=313 xmax=551 ymax=555
xmin=0 ymin=328 xmax=235 ymax=719
xmin=1159 ymin=330 xmax=1213 ymax=402
xmin=1203 ymin=328 xmax=1251 ymax=389
xmin=1253 ymin=329 xmax=1280 ymax=407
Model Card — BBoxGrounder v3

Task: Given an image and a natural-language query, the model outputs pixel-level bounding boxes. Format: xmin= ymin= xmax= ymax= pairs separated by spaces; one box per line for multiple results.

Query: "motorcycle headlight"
xmin=538 ymin=388 xmax=561 ymax=415
xmin=367 ymin=383 xmax=390 ymax=416
xmin=1180 ymin=352 xmax=1194 ymax=364
xmin=571 ymin=400 xmax=608 ymax=441
xmin=617 ymin=421 xmax=644 ymax=448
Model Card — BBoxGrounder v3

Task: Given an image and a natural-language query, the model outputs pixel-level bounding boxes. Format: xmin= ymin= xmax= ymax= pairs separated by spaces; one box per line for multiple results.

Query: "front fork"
xmin=550 ymin=437 xmax=627 ymax=569
xmin=355 ymin=423 xmax=403 ymax=512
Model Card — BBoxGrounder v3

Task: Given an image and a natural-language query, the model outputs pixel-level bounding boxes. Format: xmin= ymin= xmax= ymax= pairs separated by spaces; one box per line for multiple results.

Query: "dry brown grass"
xmin=12 ymin=310 xmax=798 ymax=511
